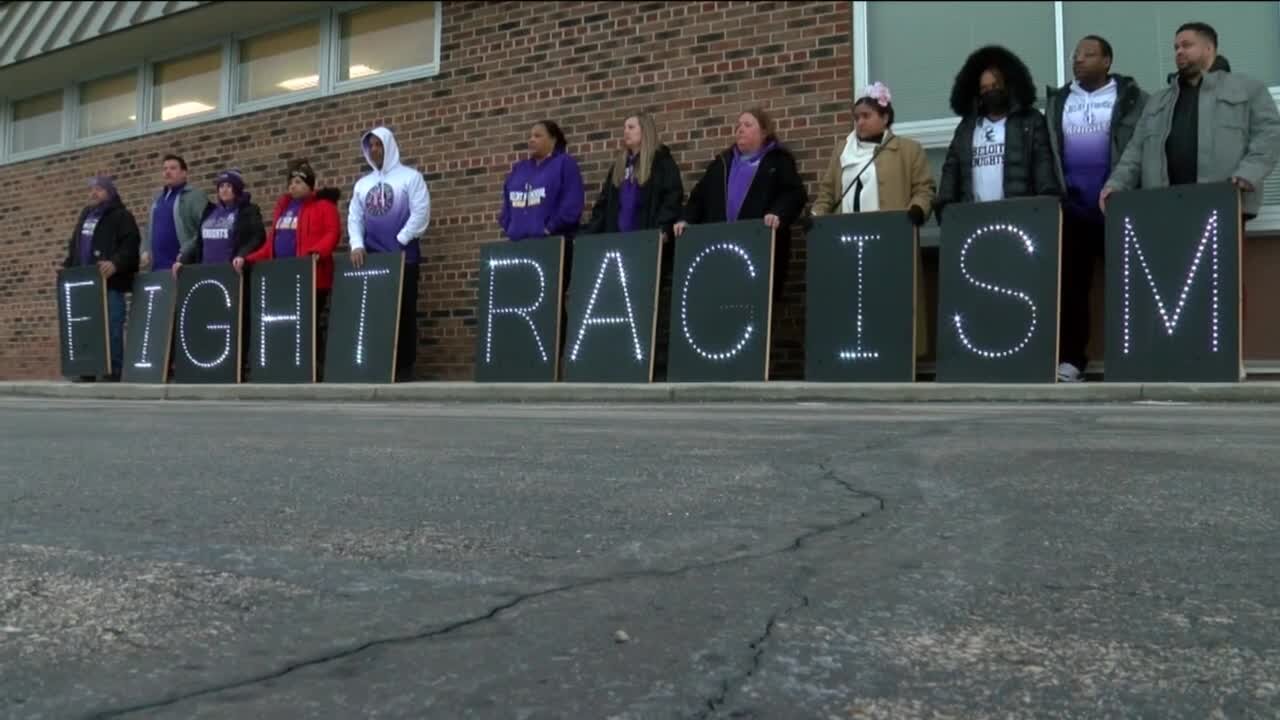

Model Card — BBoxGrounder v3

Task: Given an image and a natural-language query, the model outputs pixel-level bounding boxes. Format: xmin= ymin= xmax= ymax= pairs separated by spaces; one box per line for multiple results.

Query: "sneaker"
xmin=1057 ymin=362 xmax=1083 ymax=383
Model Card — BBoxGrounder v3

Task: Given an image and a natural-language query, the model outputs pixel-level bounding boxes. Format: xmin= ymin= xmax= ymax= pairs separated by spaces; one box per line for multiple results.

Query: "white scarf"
xmin=839 ymin=130 xmax=881 ymax=214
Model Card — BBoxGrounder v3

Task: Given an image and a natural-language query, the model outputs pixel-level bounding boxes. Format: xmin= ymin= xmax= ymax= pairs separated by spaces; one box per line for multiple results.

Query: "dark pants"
xmin=397 ymin=264 xmax=420 ymax=381
xmin=106 ymin=289 xmax=126 ymax=378
xmin=1058 ymin=213 xmax=1105 ymax=371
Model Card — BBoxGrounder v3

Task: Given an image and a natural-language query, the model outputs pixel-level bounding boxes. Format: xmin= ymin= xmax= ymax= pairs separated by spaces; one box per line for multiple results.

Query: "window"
xmin=11 ymin=92 xmax=63 ymax=154
xmin=152 ymin=49 xmax=222 ymax=124
xmin=338 ymin=2 xmax=438 ymax=83
xmin=0 ymin=2 xmax=443 ymax=166
xmin=863 ymin=1 xmax=1057 ymax=125
xmin=79 ymin=72 xmax=138 ymax=138
xmin=1062 ymin=2 xmax=1280 ymax=90
xmin=238 ymin=23 xmax=321 ymax=103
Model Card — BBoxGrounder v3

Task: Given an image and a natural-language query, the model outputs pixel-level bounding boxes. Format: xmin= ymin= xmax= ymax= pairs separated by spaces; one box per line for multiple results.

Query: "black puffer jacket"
xmin=935 ymin=45 xmax=1062 ymax=220
xmin=64 ymin=194 xmax=141 ymax=293
xmin=584 ymin=145 xmax=685 ymax=237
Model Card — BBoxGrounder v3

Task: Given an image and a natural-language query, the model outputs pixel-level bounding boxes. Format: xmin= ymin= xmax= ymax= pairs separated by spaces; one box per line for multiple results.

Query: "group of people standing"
xmin=64 ymin=21 xmax=1279 ymax=383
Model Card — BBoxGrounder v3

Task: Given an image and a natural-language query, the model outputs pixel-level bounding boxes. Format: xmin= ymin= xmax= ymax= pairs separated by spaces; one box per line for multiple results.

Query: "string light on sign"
xmin=179 ymin=279 xmax=233 ymax=369
xmin=952 ymin=223 xmax=1038 ymax=359
xmin=837 ymin=234 xmax=880 ymax=361
xmin=344 ymin=267 xmax=391 ymax=366
xmin=258 ymin=275 xmax=304 ymax=368
xmin=1121 ymin=212 xmax=1220 ymax=355
xmin=132 ymin=284 xmax=163 ymax=369
xmin=61 ymin=279 xmax=94 ymax=361
xmin=568 ymin=251 xmax=643 ymax=363
xmin=680 ymin=242 xmax=757 ymax=361
xmin=485 ymin=257 xmax=549 ymax=364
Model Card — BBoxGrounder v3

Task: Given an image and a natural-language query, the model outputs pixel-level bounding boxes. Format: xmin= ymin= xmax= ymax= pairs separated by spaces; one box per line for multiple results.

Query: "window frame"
xmin=74 ymin=65 xmax=147 ymax=145
xmin=851 ymin=0 xmax=1280 ymax=230
xmin=329 ymin=0 xmax=445 ymax=95
xmin=0 ymin=1 xmax=442 ymax=167
xmin=6 ymin=87 xmax=71 ymax=162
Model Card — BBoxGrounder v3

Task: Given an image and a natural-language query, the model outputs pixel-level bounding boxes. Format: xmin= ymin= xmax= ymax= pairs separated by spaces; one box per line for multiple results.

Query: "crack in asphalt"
xmin=85 ymin=465 xmax=887 ymax=719
xmin=691 ymin=592 xmax=811 ymax=720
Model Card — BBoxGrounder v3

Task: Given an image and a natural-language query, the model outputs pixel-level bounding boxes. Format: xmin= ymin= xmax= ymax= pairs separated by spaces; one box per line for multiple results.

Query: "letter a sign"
xmin=1104 ymin=183 xmax=1242 ymax=382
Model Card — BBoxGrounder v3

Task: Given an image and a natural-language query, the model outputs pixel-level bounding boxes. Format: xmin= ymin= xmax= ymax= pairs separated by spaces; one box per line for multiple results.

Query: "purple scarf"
xmin=726 ymin=141 xmax=776 ymax=222
xmin=617 ymin=153 xmax=641 ymax=233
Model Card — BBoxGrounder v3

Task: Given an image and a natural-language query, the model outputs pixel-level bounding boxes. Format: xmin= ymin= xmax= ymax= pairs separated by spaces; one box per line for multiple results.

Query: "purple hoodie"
xmin=499 ymin=149 xmax=585 ymax=241
xmin=726 ymin=141 xmax=776 ymax=222
xmin=200 ymin=203 xmax=239 ymax=264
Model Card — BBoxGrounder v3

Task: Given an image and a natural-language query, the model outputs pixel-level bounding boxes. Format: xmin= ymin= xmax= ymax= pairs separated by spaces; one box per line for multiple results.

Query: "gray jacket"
xmin=142 ymin=184 xmax=208 ymax=258
xmin=1105 ymin=65 xmax=1280 ymax=216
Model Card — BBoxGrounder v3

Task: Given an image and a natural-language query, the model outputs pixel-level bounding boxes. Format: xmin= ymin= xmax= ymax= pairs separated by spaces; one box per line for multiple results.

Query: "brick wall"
xmin=0 ymin=1 xmax=853 ymax=380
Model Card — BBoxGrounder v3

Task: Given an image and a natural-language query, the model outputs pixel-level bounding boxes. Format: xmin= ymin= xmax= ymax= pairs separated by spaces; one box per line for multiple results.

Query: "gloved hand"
xmin=908 ymin=205 xmax=926 ymax=226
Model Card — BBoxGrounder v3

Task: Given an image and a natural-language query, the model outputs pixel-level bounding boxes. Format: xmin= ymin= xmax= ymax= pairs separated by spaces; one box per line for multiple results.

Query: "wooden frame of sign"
xmin=121 ymin=271 xmax=176 ymax=384
xmin=324 ymin=251 xmax=405 ymax=384
xmin=173 ymin=264 xmax=245 ymax=384
xmin=562 ymin=230 xmax=663 ymax=383
xmin=474 ymin=236 xmax=566 ymax=382
xmin=666 ymin=221 xmax=775 ymax=383
xmin=935 ymin=196 xmax=1062 ymax=383
xmin=56 ymin=266 xmax=112 ymax=378
xmin=805 ymin=211 xmax=918 ymax=382
xmin=1103 ymin=183 xmax=1242 ymax=382
xmin=248 ymin=255 xmax=317 ymax=384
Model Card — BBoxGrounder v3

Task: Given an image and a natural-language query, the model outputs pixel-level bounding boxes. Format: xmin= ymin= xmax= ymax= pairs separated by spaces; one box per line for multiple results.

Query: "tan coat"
xmin=811 ymin=131 xmax=937 ymax=358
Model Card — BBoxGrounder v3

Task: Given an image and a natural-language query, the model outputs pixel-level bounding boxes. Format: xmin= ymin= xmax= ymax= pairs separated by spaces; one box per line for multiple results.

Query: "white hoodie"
xmin=348 ymin=126 xmax=430 ymax=263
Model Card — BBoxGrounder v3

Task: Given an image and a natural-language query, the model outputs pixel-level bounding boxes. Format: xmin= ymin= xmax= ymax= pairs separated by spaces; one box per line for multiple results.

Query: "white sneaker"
xmin=1057 ymin=362 xmax=1083 ymax=383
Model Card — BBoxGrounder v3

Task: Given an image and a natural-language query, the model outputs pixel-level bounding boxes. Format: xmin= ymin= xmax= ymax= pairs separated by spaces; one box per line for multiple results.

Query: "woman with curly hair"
xmin=935 ymin=45 xmax=1061 ymax=221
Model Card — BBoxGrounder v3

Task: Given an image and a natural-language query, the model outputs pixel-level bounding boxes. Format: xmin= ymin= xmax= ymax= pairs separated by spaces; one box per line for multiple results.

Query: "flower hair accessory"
xmin=862 ymin=81 xmax=892 ymax=107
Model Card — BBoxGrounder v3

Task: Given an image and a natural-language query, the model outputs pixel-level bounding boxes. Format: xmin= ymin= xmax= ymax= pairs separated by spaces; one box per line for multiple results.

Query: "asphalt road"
xmin=2 ymin=399 xmax=1278 ymax=720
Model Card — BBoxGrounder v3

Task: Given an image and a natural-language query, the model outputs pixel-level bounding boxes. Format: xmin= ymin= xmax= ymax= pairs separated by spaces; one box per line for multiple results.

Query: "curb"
xmin=2 ymin=381 xmax=1279 ymax=403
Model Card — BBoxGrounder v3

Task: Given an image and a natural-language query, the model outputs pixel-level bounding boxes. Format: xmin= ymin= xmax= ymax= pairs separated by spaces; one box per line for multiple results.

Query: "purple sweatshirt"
xmin=499 ymin=149 xmax=585 ymax=241
xmin=151 ymin=184 xmax=183 ymax=271
xmin=200 ymin=204 xmax=238 ymax=264
xmin=726 ymin=141 xmax=776 ymax=222
xmin=79 ymin=207 xmax=104 ymax=266
xmin=617 ymin=154 xmax=641 ymax=233
xmin=1061 ymin=80 xmax=1116 ymax=222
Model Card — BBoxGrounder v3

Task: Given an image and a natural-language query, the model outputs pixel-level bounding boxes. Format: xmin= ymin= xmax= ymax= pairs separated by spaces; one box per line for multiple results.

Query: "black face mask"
xmin=979 ymin=88 xmax=1010 ymax=115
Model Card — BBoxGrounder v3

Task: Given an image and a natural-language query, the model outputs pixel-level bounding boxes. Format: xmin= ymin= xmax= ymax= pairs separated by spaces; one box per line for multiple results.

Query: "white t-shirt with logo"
xmin=971 ymin=117 xmax=1007 ymax=203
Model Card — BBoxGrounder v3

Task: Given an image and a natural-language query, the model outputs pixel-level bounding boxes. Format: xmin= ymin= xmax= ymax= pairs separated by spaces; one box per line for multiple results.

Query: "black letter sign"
xmin=806 ymin=211 xmax=918 ymax=382
xmin=173 ymin=264 xmax=244 ymax=384
xmin=248 ymin=256 xmax=316 ymax=384
xmin=57 ymin=267 xmax=110 ymax=378
xmin=122 ymin=272 xmax=175 ymax=384
xmin=474 ymin=236 xmax=566 ymax=382
xmin=1104 ymin=183 xmax=1242 ymax=382
xmin=935 ymin=197 xmax=1062 ymax=383
xmin=562 ymin=231 xmax=662 ymax=383
xmin=666 ymin=221 xmax=774 ymax=382
xmin=324 ymin=252 xmax=404 ymax=384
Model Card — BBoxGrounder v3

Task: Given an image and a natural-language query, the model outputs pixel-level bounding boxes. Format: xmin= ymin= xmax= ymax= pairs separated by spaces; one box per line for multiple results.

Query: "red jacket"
xmin=246 ymin=189 xmax=341 ymax=289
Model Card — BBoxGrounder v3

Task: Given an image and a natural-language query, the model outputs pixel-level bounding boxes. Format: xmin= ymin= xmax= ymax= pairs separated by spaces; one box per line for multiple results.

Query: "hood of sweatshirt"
xmin=361 ymin=126 xmax=402 ymax=175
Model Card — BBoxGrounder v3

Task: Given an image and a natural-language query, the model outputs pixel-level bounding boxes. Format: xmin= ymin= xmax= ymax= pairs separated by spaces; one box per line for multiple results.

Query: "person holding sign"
xmin=583 ymin=112 xmax=684 ymax=240
xmin=348 ymin=126 xmax=431 ymax=382
xmin=1100 ymin=23 xmax=1280 ymax=221
xmin=811 ymin=83 xmax=936 ymax=356
xmin=141 ymin=155 xmax=207 ymax=273
xmin=935 ymin=46 xmax=1061 ymax=220
xmin=499 ymin=120 xmax=586 ymax=242
xmin=1045 ymin=36 xmax=1149 ymax=383
xmin=674 ymin=108 xmax=809 ymax=299
xmin=244 ymin=160 xmax=341 ymax=375
xmin=172 ymin=170 xmax=265 ymax=272
xmin=62 ymin=175 xmax=140 ymax=381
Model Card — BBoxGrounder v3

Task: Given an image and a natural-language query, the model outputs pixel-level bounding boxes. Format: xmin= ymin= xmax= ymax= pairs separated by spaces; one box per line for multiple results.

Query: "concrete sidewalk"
xmin=2 ymin=380 xmax=1280 ymax=403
